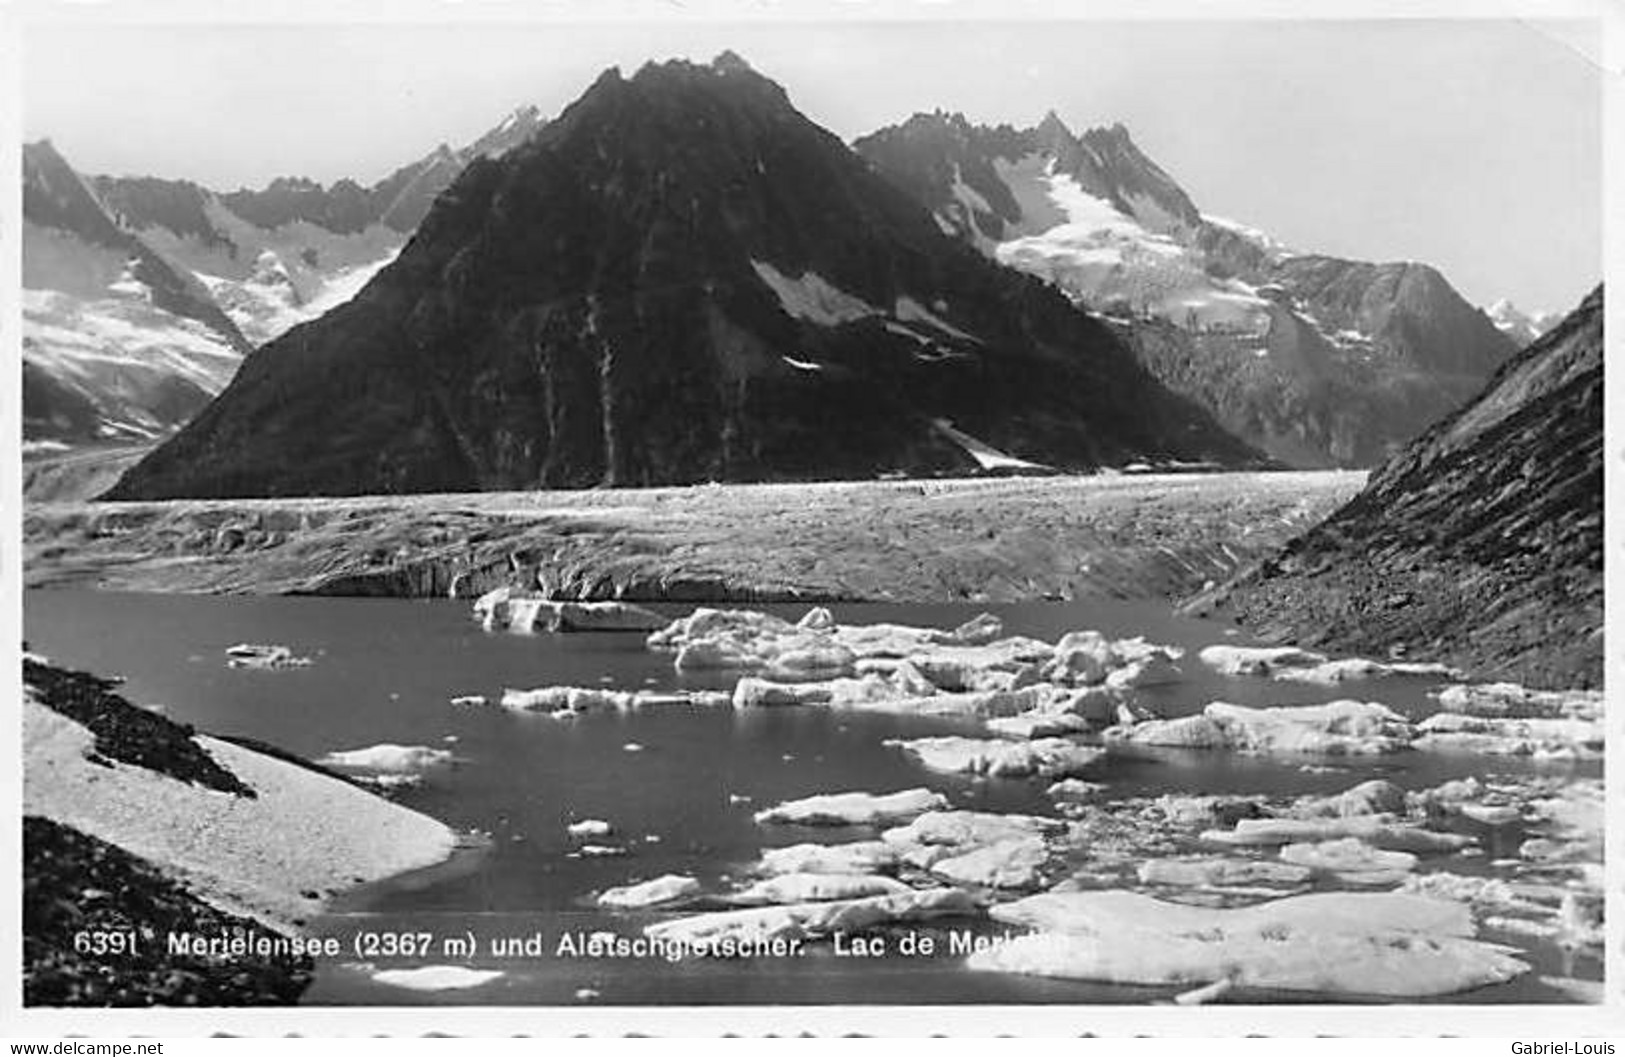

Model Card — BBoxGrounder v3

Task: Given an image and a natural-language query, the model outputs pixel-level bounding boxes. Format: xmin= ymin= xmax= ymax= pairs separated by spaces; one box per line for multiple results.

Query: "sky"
xmin=21 ymin=13 xmax=1603 ymax=313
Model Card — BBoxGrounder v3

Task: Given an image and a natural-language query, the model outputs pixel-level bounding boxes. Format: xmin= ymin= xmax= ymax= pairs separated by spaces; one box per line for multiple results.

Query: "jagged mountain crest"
xmin=21 ymin=101 xmax=549 ymax=445
xmin=24 ymin=139 xmax=130 ymax=249
xmin=107 ymin=54 xmax=1258 ymax=499
xmin=852 ymin=109 xmax=1207 ymax=244
xmin=23 ymin=140 xmax=249 ymax=349
xmin=22 ymin=140 xmax=251 ymax=442
xmin=854 ymin=108 xmax=1520 ymax=469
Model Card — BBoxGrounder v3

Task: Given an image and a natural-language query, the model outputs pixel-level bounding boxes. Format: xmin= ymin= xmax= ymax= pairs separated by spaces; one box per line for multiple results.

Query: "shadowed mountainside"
xmin=106 ymin=55 xmax=1260 ymax=500
xmin=1190 ymin=286 xmax=1602 ymax=689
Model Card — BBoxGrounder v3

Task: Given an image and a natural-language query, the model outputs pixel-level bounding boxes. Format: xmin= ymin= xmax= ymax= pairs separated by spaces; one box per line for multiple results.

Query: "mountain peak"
xmin=620 ymin=52 xmax=793 ymax=112
xmin=1082 ymin=121 xmax=1135 ymax=148
xmin=106 ymin=58 xmax=1256 ymax=499
xmin=711 ymin=49 xmax=754 ymax=74
xmin=1036 ymin=109 xmax=1073 ymax=139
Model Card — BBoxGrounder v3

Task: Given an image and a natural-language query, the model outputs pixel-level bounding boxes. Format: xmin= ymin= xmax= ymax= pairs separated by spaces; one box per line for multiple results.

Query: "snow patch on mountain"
xmin=137 ymin=202 xmax=406 ymax=345
xmin=23 ymin=287 xmax=241 ymax=440
xmin=1202 ymin=213 xmax=1293 ymax=257
xmin=23 ymin=225 xmax=130 ymax=297
xmin=895 ymin=296 xmax=978 ymax=342
xmin=933 ymin=419 xmax=1051 ymax=474
xmin=1486 ymin=299 xmax=1560 ymax=348
xmin=990 ymin=154 xmax=1070 ymax=238
xmin=751 ymin=260 xmax=880 ymax=325
xmin=196 ymin=247 xmax=398 ymax=345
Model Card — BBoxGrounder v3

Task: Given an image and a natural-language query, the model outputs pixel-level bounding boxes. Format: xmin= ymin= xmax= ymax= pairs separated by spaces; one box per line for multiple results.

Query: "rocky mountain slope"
xmin=854 ymin=112 xmax=1522 ymax=468
xmin=1193 ymin=286 xmax=1602 ymax=689
xmin=23 ymin=654 xmax=460 ymax=1003
xmin=22 ymin=108 xmax=545 ymax=446
xmin=107 ymin=55 xmax=1260 ymax=500
xmin=23 ymin=140 xmax=251 ymax=444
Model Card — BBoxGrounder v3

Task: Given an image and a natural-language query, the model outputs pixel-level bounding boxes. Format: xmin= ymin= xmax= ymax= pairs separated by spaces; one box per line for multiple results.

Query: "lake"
xmin=24 ymin=589 xmax=1600 ymax=1005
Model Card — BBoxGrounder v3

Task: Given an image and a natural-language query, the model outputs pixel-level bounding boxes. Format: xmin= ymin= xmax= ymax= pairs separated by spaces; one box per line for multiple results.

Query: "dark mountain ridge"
xmin=92 ymin=104 xmax=547 ymax=243
xmin=107 ymin=56 xmax=1259 ymax=500
xmin=1198 ymin=285 xmax=1603 ymax=689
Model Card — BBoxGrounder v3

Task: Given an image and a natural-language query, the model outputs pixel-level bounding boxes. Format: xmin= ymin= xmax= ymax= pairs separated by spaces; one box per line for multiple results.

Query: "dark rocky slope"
xmin=22 ymin=658 xmax=310 ymax=1005
xmin=24 ymin=656 xmax=255 ymax=795
xmin=1195 ymin=286 xmax=1603 ymax=689
xmin=24 ymin=817 xmax=314 ymax=1006
xmin=108 ymin=56 xmax=1258 ymax=500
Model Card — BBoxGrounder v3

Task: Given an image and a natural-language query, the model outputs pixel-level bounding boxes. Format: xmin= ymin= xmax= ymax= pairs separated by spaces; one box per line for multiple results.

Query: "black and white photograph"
xmin=6 ymin=0 xmax=1615 ymax=1036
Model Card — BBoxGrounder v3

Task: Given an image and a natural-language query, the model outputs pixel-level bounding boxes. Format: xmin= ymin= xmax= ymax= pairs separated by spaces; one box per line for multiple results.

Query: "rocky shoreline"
xmin=23 ymin=817 xmax=315 ymax=1006
xmin=22 ymin=655 xmax=458 ymax=1007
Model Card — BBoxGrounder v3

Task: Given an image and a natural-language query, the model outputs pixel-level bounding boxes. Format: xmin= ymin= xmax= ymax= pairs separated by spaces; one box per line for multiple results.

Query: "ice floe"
xmin=1432 ymin=682 xmax=1603 ymax=721
xmin=576 ymin=844 xmax=628 ymax=858
xmin=756 ymin=841 xmax=902 ymax=876
xmin=730 ymin=872 xmax=913 ymax=905
xmin=1269 ymin=658 xmax=1462 ymax=686
xmin=882 ymin=809 xmax=1066 ymax=852
xmin=1278 ymin=838 xmax=1418 ymax=883
xmin=1109 ymin=700 xmax=1413 ymax=755
xmin=644 ymin=887 xmax=978 ymax=949
xmin=1137 ymin=857 xmax=1312 ymax=888
xmin=368 ymin=965 xmax=504 ymax=991
xmin=968 ymin=890 xmax=1528 ymax=997
xmin=1286 ymin=779 xmax=1407 ymax=818
xmin=984 ymin=710 xmax=1091 ymax=739
xmin=879 ymin=810 xmax=1066 ymax=888
xmin=1201 ymin=815 xmax=1473 ymax=854
xmin=1104 ymin=653 xmax=1182 ymax=689
xmin=928 ymin=837 xmax=1051 ymax=890
xmin=754 ymin=788 xmax=948 ymax=827
xmin=597 ymin=874 xmax=702 ymax=909
xmin=475 ymin=588 xmax=667 ymax=633
xmin=317 ymin=743 xmax=455 ymax=777
xmin=498 ymin=686 xmax=729 ymax=713
xmin=225 ymin=643 xmax=312 ymax=670
xmin=1196 ymin=644 xmax=1327 ymax=676
xmin=1045 ymin=779 xmax=1107 ymax=802
xmin=1412 ymin=713 xmax=1602 ymax=759
xmin=567 ymin=819 xmax=613 ymax=838
xmin=885 ymin=736 xmax=1105 ymax=779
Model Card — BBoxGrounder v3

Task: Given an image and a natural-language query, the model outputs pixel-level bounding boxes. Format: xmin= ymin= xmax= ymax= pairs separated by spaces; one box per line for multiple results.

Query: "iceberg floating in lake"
xmin=729 ymin=872 xmax=912 ymax=906
xmin=884 ymin=735 xmax=1105 ymax=779
xmin=756 ymin=841 xmax=902 ymax=876
xmin=317 ymin=743 xmax=454 ymax=777
xmin=598 ymin=873 xmax=701 ymax=908
xmin=754 ymin=788 xmax=948 ymax=827
xmin=225 ymin=643 xmax=312 ymax=669
xmin=368 ymin=965 xmax=504 ymax=991
xmin=968 ymin=890 xmax=1529 ymax=997
xmin=644 ymin=888 xmax=979 ymax=949
xmin=1109 ymin=699 xmax=1414 ymax=755
xmin=474 ymin=587 xmax=666 ymax=633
